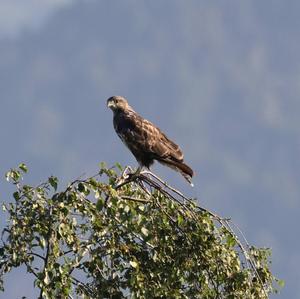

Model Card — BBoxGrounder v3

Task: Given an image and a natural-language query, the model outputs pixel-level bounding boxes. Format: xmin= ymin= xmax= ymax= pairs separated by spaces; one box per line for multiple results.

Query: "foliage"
xmin=0 ymin=163 xmax=281 ymax=298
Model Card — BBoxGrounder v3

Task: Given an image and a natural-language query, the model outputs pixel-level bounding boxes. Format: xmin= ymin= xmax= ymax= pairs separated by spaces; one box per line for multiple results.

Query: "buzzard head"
xmin=107 ymin=96 xmax=132 ymax=112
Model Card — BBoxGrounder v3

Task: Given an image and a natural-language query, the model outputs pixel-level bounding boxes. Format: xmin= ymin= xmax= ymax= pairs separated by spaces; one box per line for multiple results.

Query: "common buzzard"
xmin=107 ymin=96 xmax=194 ymax=185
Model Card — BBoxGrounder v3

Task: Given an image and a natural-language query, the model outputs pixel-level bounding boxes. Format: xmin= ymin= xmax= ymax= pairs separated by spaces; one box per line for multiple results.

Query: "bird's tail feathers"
xmin=158 ymin=159 xmax=194 ymax=186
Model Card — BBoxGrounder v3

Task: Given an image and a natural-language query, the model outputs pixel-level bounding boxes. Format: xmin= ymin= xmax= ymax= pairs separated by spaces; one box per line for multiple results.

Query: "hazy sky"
xmin=0 ymin=1 xmax=299 ymax=298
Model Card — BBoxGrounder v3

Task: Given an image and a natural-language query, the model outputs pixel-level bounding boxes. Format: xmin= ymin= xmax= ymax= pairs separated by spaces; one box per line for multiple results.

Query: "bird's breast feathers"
xmin=114 ymin=110 xmax=183 ymax=159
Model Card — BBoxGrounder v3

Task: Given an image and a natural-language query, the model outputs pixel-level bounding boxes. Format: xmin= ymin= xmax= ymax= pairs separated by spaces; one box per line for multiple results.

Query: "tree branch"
xmin=39 ymin=206 xmax=53 ymax=299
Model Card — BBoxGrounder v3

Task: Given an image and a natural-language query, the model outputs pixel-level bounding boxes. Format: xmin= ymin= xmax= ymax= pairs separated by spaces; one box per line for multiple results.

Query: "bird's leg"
xmin=117 ymin=166 xmax=142 ymax=184
xmin=128 ymin=166 xmax=142 ymax=180
xmin=115 ymin=166 xmax=134 ymax=188
xmin=122 ymin=166 xmax=134 ymax=179
xmin=134 ymin=166 xmax=142 ymax=176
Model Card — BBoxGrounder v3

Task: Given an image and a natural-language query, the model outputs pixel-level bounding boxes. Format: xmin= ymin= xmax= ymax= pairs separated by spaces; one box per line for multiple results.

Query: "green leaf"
xmin=99 ymin=162 xmax=106 ymax=170
xmin=40 ymin=237 xmax=46 ymax=249
xmin=13 ymin=191 xmax=20 ymax=201
xmin=277 ymin=279 xmax=285 ymax=288
xmin=5 ymin=169 xmax=21 ymax=183
xmin=141 ymin=227 xmax=149 ymax=237
xmin=96 ymin=199 xmax=104 ymax=211
xmin=18 ymin=163 xmax=28 ymax=173
xmin=115 ymin=162 xmax=123 ymax=171
xmin=177 ymin=214 xmax=184 ymax=226
xmin=130 ymin=260 xmax=138 ymax=268
xmin=48 ymin=176 xmax=58 ymax=191
xmin=78 ymin=182 xmax=85 ymax=192
xmin=226 ymin=234 xmax=237 ymax=247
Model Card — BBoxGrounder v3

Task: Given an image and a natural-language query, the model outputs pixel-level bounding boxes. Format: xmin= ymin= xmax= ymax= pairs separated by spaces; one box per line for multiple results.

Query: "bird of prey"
xmin=107 ymin=96 xmax=194 ymax=185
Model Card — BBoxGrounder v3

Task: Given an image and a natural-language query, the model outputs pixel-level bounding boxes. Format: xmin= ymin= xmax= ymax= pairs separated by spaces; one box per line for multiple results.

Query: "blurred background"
xmin=0 ymin=0 xmax=298 ymax=297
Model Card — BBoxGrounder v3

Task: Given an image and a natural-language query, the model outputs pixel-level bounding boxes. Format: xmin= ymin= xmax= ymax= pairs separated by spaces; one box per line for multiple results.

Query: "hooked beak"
xmin=107 ymin=100 xmax=115 ymax=109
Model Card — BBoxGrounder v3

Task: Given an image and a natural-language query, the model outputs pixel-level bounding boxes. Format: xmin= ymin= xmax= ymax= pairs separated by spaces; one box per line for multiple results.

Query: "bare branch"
xmin=120 ymin=195 xmax=152 ymax=203
xmin=28 ymin=252 xmax=46 ymax=261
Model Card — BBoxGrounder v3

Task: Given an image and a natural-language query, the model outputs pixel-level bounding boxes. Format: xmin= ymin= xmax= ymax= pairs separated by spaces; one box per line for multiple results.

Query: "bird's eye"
xmin=115 ymin=99 xmax=119 ymax=103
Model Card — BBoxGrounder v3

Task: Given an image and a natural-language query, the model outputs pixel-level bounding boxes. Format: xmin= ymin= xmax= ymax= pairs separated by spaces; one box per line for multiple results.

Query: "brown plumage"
xmin=107 ymin=96 xmax=194 ymax=185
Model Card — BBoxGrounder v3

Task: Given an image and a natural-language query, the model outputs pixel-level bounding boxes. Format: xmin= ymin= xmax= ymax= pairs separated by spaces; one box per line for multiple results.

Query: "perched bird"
xmin=107 ymin=96 xmax=194 ymax=185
